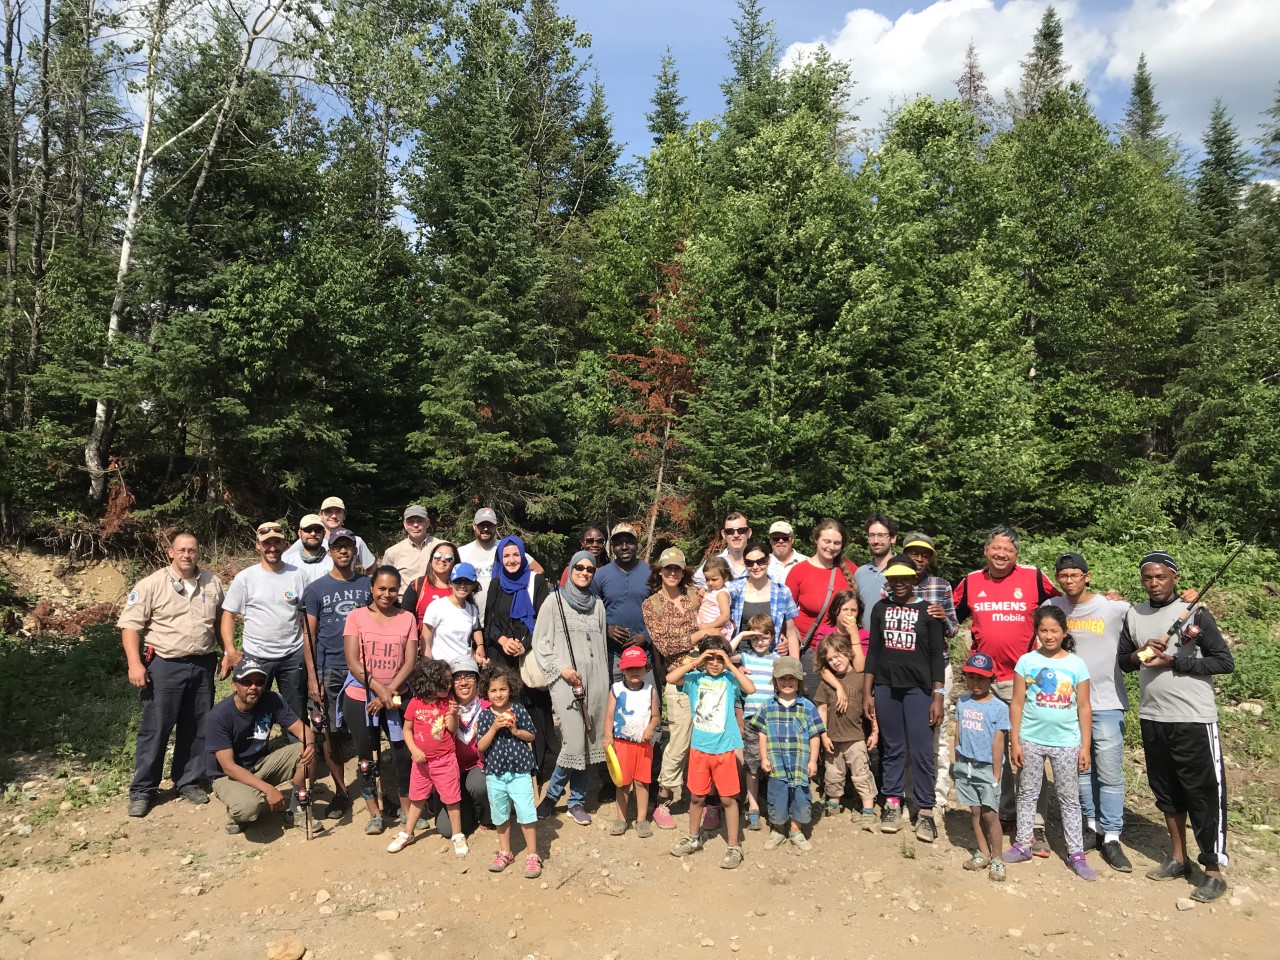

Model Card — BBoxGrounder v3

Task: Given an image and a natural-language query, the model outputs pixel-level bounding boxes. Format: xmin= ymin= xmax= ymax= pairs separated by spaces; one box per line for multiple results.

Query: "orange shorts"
xmin=612 ymin=738 xmax=653 ymax=786
xmin=686 ymin=748 xmax=740 ymax=798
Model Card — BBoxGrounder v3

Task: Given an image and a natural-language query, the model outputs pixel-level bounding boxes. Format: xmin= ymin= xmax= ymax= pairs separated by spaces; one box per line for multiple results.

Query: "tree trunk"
xmin=24 ymin=0 xmax=51 ymax=428
xmin=642 ymin=418 xmax=671 ymax=559
xmin=1 ymin=1 xmax=21 ymax=431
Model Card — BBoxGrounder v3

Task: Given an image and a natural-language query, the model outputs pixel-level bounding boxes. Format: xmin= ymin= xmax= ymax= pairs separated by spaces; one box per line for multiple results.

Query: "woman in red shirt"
xmin=786 ymin=519 xmax=858 ymax=692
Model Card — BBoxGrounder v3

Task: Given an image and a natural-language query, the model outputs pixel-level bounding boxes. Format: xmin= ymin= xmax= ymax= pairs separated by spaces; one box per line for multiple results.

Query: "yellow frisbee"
xmin=605 ymin=742 xmax=624 ymax=786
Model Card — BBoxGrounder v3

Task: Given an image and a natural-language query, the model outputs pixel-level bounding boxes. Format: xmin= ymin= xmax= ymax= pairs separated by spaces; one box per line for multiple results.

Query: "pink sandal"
xmin=524 ymin=853 xmax=543 ymax=879
xmin=488 ymin=850 xmax=516 ymax=873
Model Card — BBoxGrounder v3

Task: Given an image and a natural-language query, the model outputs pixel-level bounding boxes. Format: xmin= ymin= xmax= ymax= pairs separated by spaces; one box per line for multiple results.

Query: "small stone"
xmin=266 ymin=936 xmax=306 ymax=960
xmin=909 ymin=934 xmax=920 ymax=945
xmin=601 ymin=868 xmax=609 ymax=877
xmin=318 ymin=905 xmax=335 ymax=917
xmin=1009 ymin=929 xmax=1023 ymax=938
xmin=12 ymin=824 xmax=32 ymax=837
xmin=314 ymin=890 xmax=331 ymax=905
xmin=1229 ymin=897 xmax=1243 ymax=907
xmin=700 ymin=938 xmax=715 ymax=947
xmin=507 ymin=929 xmax=518 ymax=939
xmin=180 ymin=856 xmax=194 ymax=866
xmin=1176 ymin=899 xmax=1196 ymax=912
xmin=372 ymin=954 xmax=394 ymax=960
xmin=183 ymin=930 xmax=201 ymax=943
xmin=375 ymin=909 xmax=400 ymax=921
xmin=862 ymin=870 xmax=884 ymax=886
xmin=730 ymin=945 xmax=741 ymax=953
xmin=58 ymin=801 xmax=72 ymax=812
xmin=1046 ymin=945 xmax=1057 ymax=954
xmin=907 ymin=900 xmax=920 ymax=912
xmin=183 ymin=885 xmax=204 ymax=897
xmin=1023 ymin=946 xmax=1041 ymax=957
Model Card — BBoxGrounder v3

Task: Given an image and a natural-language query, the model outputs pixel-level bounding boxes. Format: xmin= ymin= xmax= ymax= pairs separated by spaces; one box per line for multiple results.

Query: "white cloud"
xmin=783 ymin=0 xmax=1279 ymax=150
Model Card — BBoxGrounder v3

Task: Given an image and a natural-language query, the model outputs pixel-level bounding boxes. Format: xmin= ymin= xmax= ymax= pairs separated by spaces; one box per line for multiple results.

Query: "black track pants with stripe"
xmin=1140 ymin=719 xmax=1229 ymax=869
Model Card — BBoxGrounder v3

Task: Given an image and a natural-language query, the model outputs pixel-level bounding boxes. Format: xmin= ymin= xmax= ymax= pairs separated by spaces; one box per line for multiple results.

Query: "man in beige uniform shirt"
xmin=120 ymin=533 xmax=238 ymax=818
xmin=380 ymin=504 xmax=436 ymax=596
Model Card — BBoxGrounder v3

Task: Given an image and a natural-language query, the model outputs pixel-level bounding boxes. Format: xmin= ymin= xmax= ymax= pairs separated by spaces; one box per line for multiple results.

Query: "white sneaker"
xmin=386 ymin=831 xmax=413 ymax=853
xmin=452 ymin=833 xmax=468 ymax=856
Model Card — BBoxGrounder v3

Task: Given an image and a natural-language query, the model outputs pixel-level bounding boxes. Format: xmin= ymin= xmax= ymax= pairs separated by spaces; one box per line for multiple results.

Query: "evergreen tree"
xmin=646 ymin=47 xmax=687 ymax=146
xmin=955 ymin=40 xmax=991 ymax=129
xmin=562 ymin=77 xmax=620 ymax=220
xmin=1011 ymin=4 xmax=1067 ymax=121
xmin=1257 ymin=81 xmax=1280 ymax=178
xmin=719 ymin=0 xmax=783 ymax=148
xmin=1195 ymin=99 xmax=1250 ymax=284
xmin=1121 ymin=53 xmax=1175 ymax=170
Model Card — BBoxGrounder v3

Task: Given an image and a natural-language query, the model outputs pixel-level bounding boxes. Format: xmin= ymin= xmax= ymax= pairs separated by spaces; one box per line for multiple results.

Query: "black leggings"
xmin=341 ymin=694 xmax=411 ymax=800
xmin=522 ymin=687 xmax=556 ymax=784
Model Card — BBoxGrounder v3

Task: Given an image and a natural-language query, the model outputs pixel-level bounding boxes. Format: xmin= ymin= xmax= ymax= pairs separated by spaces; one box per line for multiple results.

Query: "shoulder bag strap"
xmin=799 ymin=564 xmax=839 ymax=653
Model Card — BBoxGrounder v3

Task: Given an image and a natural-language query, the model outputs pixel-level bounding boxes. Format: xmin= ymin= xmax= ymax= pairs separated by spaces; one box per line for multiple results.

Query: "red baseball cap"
xmin=619 ymin=645 xmax=648 ymax=669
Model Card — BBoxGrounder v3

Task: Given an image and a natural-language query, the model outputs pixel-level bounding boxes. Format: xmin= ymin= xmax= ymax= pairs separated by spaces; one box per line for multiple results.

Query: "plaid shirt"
xmin=747 ymin=696 xmax=825 ymax=786
xmin=727 ymin=579 xmax=800 ymax=652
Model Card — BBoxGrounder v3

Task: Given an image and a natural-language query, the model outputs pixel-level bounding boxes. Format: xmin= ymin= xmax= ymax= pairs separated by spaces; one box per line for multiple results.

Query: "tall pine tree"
xmin=646 ymin=48 xmax=688 ymax=146
xmin=1010 ymin=5 xmax=1067 ymax=121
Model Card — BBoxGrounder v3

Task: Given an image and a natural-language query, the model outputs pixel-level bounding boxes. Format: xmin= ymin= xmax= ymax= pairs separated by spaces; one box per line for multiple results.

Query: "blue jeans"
xmin=1078 ymin=709 xmax=1126 ymax=836
xmin=544 ymin=764 xmax=588 ymax=807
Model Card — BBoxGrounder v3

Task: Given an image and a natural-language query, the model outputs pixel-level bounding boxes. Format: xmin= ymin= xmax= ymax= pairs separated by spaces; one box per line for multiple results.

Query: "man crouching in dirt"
xmin=206 ymin=659 xmax=316 ymax=834
xmin=120 ymin=532 xmax=236 ymax=818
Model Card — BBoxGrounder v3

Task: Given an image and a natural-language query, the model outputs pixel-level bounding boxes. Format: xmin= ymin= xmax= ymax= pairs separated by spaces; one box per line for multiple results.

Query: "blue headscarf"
xmin=496 ymin=535 xmax=536 ymax=634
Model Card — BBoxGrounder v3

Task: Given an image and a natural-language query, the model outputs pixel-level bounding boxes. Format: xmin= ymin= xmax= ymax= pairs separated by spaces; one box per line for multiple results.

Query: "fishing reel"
xmin=358 ymin=758 xmax=376 ymax=783
xmin=295 ymin=785 xmax=312 ymax=808
xmin=308 ymin=703 xmax=326 ymax=734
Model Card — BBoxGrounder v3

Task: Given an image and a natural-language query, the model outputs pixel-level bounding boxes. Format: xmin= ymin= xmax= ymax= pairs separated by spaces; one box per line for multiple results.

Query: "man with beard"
xmin=854 ymin=513 xmax=899 ymax=631
xmin=458 ymin=507 xmax=542 ymax=624
xmin=591 ymin=523 xmax=653 ymax=682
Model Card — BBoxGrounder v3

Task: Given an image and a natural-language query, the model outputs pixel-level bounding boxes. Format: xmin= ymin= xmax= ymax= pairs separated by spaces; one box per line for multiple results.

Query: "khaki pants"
xmin=212 ymin=742 xmax=303 ymax=824
xmin=993 ymin=679 xmax=1048 ymax=826
xmin=823 ymin=739 xmax=877 ymax=809
xmin=658 ymin=683 xmax=692 ymax=802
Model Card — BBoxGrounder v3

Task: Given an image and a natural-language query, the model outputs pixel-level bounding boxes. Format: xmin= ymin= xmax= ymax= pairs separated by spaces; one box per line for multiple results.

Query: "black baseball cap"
xmin=1055 ymin=552 xmax=1088 ymax=573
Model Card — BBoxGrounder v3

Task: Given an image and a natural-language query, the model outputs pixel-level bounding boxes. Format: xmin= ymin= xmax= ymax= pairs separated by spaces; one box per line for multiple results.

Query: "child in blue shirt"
xmin=735 ymin=613 xmax=779 ymax=832
xmin=1004 ymin=607 xmax=1095 ymax=881
xmin=954 ymin=651 xmax=1011 ymax=881
xmin=665 ymin=635 xmax=756 ymax=869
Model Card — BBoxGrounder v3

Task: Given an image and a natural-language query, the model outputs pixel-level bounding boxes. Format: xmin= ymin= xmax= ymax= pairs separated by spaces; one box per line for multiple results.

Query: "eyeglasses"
xmin=867 ymin=533 xmax=892 ymax=541
xmin=723 ymin=526 xmax=749 ymax=536
xmin=744 ymin=556 xmax=769 ymax=568
xmin=572 ymin=563 xmax=596 ymax=573
xmin=432 ymin=553 xmax=455 ymax=562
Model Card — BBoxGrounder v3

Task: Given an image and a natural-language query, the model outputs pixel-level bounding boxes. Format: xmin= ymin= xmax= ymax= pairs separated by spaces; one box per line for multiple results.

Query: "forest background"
xmin=0 ymin=0 xmax=1278 ymax=578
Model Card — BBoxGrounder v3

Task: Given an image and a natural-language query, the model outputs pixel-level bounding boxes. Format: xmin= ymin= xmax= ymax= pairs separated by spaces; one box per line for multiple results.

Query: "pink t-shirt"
xmin=342 ymin=606 xmax=415 ymax=702
xmin=698 ymin=587 xmax=734 ymax=640
xmin=406 ymin=695 xmax=456 ymax=759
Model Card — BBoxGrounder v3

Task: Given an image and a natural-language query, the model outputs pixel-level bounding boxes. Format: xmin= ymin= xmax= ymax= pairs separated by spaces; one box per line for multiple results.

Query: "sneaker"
xmin=323 ymin=792 xmax=350 ymax=821
xmin=127 ymin=796 xmax=150 ymax=818
xmin=386 ymin=831 xmax=414 ymax=853
xmin=701 ymin=805 xmax=721 ymax=831
xmin=1145 ymin=856 xmax=1191 ymax=881
xmin=523 ymin=854 xmax=543 ymax=879
xmin=880 ymin=799 xmax=903 ymax=834
xmin=1191 ymin=875 xmax=1229 ymax=903
xmin=1068 ymin=852 xmax=1098 ymax=881
xmin=1101 ymin=840 xmax=1133 ymax=873
xmin=1082 ymin=825 xmax=1100 ymax=851
xmin=651 ymin=802 xmax=676 ymax=830
xmin=364 ymin=815 xmax=385 ymax=836
xmin=1002 ymin=842 xmax=1033 ymax=864
xmin=790 ymin=831 xmax=813 ymax=852
xmin=224 ymin=821 xmax=242 ymax=835
xmin=721 ymin=845 xmax=744 ymax=869
xmin=824 ymin=800 xmax=841 ymax=817
xmin=535 ymin=798 xmax=557 ymax=820
xmin=452 ymin=833 xmax=469 ymax=856
xmin=635 ymin=819 xmax=653 ymax=839
xmin=610 ymin=819 xmax=628 ymax=836
xmin=963 ymin=851 xmax=990 ymax=871
xmin=989 ymin=860 xmax=1006 ymax=883
xmin=764 ymin=831 xmax=789 ymax=850
xmin=915 ymin=814 xmax=937 ymax=844
xmin=489 ymin=850 xmax=515 ymax=872
xmin=281 ymin=809 xmax=296 ymax=829
xmin=670 ymin=834 xmax=703 ymax=857
xmin=746 ymin=811 xmax=762 ymax=832
xmin=1032 ymin=826 xmax=1050 ymax=858
xmin=859 ymin=809 xmax=877 ymax=832
xmin=567 ymin=804 xmax=591 ymax=826
xmin=177 ymin=786 xmax=209 ymax=805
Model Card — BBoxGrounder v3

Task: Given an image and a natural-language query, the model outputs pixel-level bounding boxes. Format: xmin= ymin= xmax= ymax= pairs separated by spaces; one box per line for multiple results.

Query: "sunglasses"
xmin=257 ymin=523 xmax=284 ymax=534
xmin=301 ymin=525 xmax=324 ymax=534
xmin=661 ymin=566 xmax=684 ymax=575
xmin=583 ymin=537 xmax=605 ymax=545
xmin=769 ymin=534 xmax=792 ymax=542
xmin=744 ymin=556 xmax=769 ymax=568
xmin=432 ymin=553 xmax=455 ymax=562
xmin=723 ymin=526 xmax=749 ymax=536
xmin=452 ymin=580 xmax=477 ymax=590
xmin=572 ymin=563 xmax=596 ymax=573
xmin=236 ymin=677 xmax=266 ymax=687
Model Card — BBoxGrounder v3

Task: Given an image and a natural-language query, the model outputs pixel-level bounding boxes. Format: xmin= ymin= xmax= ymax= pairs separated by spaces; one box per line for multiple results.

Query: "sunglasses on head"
xmin=723 ymin=526 xmax=749 ymax=536
xmin=572 ymin=563 xmax=596 ymax=573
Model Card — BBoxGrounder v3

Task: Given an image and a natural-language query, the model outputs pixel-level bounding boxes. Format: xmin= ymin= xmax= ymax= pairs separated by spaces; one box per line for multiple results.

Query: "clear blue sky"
xmin=561 ymin=0 xmax=1279 ymax=164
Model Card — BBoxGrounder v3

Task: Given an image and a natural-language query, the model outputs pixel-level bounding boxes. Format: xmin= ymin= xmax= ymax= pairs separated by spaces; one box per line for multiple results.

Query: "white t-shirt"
xmin=422 ymin=595 xmax=481 ymax=664
xmin=283 ymin=535 xmax=375 ymax=571
xmin=222 ymin=563 xmax=308 ymax=659
xmin=457 ymin=540 xmax=498 ymax=621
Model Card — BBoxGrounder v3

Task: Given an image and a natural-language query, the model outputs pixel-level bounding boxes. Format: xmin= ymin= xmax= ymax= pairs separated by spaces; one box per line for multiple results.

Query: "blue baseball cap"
xmin=963 ymin=652 xmax=996 ymax=677
xmin=450 ymin=561 xmax=478 ymax=584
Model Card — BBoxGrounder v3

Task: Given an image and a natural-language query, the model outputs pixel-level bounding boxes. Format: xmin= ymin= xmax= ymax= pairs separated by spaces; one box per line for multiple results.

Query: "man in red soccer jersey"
xmin=954 ymin=525 xmax=1060 ymax=850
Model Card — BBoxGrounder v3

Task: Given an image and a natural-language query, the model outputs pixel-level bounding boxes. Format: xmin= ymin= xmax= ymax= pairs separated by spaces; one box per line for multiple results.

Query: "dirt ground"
xmin=1 ymin=768 xmax=1277 ymax=960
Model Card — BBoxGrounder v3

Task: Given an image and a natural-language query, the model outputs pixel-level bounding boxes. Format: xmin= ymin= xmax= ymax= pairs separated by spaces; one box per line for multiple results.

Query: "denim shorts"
xmin=953 ymin=757 xmax=999 ymax=810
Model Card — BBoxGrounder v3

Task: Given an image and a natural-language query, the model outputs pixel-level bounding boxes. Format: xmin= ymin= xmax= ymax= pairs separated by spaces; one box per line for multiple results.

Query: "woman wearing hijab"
xmin=484 ymin=535 xmax=555 ymax=780
xmin=533 ymin=550 xmax=609 ymax=826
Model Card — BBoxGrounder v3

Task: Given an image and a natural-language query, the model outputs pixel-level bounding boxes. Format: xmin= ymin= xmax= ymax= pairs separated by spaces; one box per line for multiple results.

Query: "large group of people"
xmin=118 ymin=502 xmax=1235 ymax=901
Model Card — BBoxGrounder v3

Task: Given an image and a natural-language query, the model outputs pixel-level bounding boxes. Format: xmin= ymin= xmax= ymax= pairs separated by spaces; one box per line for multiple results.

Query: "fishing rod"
xmin=357 ymin=624 xmax=383 ymax=820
